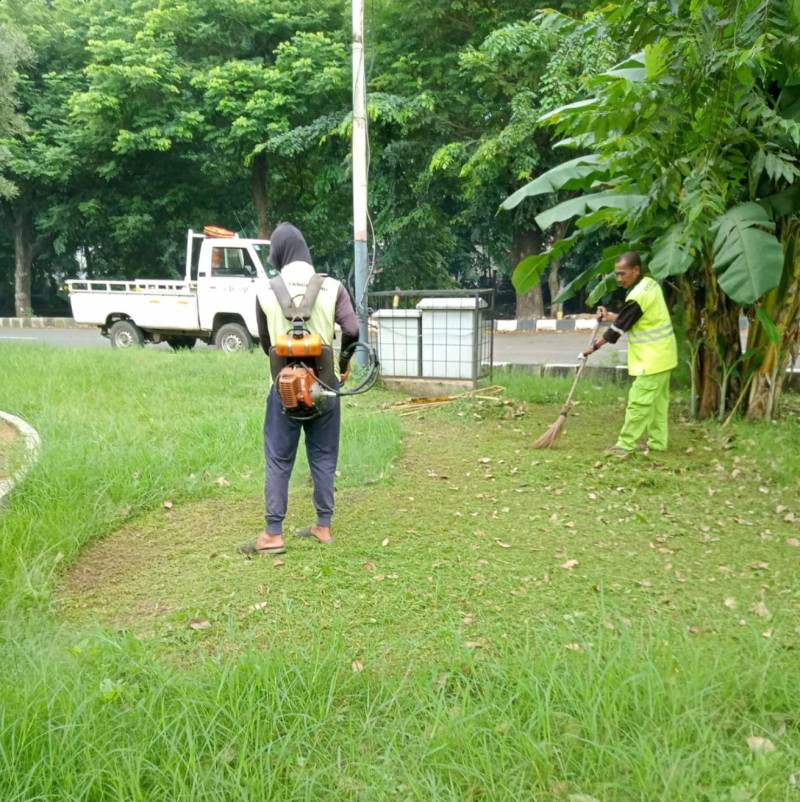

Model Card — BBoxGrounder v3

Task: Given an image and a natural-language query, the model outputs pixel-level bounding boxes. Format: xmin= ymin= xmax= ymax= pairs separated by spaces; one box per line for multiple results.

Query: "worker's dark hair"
xmin=616 ymin=251 xmax=641 ymax=269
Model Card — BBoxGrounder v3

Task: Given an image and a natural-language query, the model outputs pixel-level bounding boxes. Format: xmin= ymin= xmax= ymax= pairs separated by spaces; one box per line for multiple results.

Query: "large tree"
xmin=0 ymin=0 xmax=91 ymax=316
xmin=428 ymin=10 xmax=616 ymax=318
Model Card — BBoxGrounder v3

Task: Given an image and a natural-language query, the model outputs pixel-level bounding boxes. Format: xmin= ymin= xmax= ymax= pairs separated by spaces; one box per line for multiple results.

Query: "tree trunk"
xmin=517 ymin=284 xmax=545 ymax=319
xmin=511 ymin=228 xmax=544 ymax=320
xmin=548 ymin=259 xmax=563 ymax=317
xmin=13 ymin=201 xmax=53 ymax=317
xmin=13 ymin=206 xmax=33 ymax=317
xmin=682 ymin=250 xmax=742 ymax=420
xmin=746 ymin=220 xmax=800 ymax=419
xmin=250 ymin=152 xmax=270 ymax=238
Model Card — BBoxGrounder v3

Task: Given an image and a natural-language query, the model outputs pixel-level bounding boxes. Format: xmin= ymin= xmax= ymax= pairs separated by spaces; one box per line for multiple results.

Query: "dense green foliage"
xmin=0 ymin=0 xmax=603 ymax=316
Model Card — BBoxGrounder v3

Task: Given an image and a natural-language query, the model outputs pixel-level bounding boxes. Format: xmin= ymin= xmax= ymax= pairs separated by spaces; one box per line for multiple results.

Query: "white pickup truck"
xmin=66 ymin=228 xmax=270 ymax=351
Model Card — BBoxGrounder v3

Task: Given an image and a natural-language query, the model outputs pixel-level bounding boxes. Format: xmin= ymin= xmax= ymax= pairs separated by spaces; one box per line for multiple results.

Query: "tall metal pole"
xmin=352 ymin=0 xmax=369 ymax=363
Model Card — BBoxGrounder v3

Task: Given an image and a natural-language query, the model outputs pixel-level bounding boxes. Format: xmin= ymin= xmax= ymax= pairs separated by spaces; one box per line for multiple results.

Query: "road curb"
xmin=0 ymin=317 xmax=83 ymax=329
xmin=0 ymin=411 xmax=41 ymax=508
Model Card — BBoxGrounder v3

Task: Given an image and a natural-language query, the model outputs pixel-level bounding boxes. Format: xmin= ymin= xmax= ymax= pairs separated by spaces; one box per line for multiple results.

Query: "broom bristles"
xmin=529 ymin=410 xmax=568 ymax=449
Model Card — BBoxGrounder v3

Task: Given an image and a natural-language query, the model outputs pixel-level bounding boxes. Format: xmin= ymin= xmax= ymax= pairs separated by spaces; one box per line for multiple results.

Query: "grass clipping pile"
xmin=388 ymin=385 xmax=526 ymax=420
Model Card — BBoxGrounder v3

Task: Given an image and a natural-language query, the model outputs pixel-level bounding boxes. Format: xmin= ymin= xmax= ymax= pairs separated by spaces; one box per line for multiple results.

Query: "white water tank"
xmin=372 ymin=309 xmax=421 ymax=377
xmin=417 ymin=297 xmax=488 ymax=380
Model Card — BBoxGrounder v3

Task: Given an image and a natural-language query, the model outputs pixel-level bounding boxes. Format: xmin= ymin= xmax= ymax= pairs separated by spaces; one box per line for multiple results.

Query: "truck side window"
xmin=210 ymin=247 xmax=257 ymax=278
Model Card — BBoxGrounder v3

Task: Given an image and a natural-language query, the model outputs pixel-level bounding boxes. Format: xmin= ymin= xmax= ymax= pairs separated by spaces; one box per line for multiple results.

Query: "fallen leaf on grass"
xmin=351 ymin=660 xmax=364 ymax=673
xmin=189 ymin=618 xmax=210 ymax=630
xmin=464 ymin=640 xmax=485 ymax=649
xmin=163 ymin=500 xmax=173 ymax=510
xmin=249 ymin=601 xmax=268 ymax=612
xmin=463 ymin=614 xmax=475 ymax=625
xmin=478 ymin=457 xmax=492 ymax=464
xmin=787 ymin=538 xmax=800 ymax=547
xmin=214 ymin=476 xmax=230 ymax=487
xmin=746 ymin=736 xmax=775 ymax=754
xmin=120 ymin=505 xmax=132 ymax=517
xmin=272 ymin=559 xmax=285 ymax=568
xmin=751 ymin=601 xmax=771 ymax=619
xmin=762 ymin=629 xmax=774 ymax=639
xmin=495 ymin=539 xmax=512 ymax=549
xmin=724 ymin=597 xmax=738 ymax=610
xmin=564 ymin=643 xmax=584 ymax=653
xmin=363 ymin=561 xmax=376 ymax=571
xmin=381 ymin=538 xmax=390 ymax=547
xmin=560 ymin=559 xmax=579 ymax=570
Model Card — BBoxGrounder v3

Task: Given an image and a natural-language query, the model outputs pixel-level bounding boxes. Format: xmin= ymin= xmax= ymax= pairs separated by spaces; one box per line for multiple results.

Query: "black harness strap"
xmin=270 ymin=273 xmax=327 ymax=322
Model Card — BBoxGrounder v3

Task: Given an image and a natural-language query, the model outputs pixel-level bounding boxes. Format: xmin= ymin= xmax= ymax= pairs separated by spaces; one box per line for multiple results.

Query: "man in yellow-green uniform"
xmin=581 ymin=251 xmax=678 ymax=455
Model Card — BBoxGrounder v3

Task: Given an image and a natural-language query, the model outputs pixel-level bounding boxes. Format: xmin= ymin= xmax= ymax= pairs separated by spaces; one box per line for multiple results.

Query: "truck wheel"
xmin=109 ymin=320 xmax=144 ymax=349
xmin=166 ymin=336 xmax=196 ymax=351
xmin=214 ymin=323 xmax=252 ymax=353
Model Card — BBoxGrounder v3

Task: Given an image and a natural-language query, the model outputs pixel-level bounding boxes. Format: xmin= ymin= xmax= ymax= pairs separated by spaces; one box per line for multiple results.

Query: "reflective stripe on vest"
xmin=625 ymin=276 xmax=678 ymax=376
xmin=628 ymin=322 xmax=674 ymax=343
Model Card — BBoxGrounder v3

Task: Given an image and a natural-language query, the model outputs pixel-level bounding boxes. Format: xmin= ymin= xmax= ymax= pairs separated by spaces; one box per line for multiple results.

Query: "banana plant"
xmin=502 ymin=0 xmax=800 ymax=420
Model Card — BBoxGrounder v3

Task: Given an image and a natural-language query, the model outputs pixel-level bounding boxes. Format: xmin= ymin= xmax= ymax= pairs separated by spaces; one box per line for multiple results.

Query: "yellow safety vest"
xmin=257 ymin=261 xmax=339 ymax=347
xmin=624 ymin=276 xmax=678 ymax=376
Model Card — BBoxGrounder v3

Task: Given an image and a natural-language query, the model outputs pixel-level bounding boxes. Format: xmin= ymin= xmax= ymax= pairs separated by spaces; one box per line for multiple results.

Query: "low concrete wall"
xmin=0 ymin=411 xmax=41 ymax=508
xmin=382 ymin=377 xmax=476 ymax=397
xmin=496 ymin=316 xmax=750 ymax=333
xmin=382 ymin=364 xmax=631 ymax=396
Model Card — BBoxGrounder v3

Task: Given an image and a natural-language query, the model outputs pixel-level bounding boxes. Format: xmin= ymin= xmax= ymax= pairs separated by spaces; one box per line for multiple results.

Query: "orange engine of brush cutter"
xmin=274 ymin=333 xmax=323 ymax=358
xmin=277 ymin=365 xmax=318 ymax=410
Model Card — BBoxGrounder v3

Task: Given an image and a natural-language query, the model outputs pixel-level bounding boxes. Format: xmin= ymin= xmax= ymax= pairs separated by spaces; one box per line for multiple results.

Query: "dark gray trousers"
xmin=264 ymin=385 xmax=340 ymax=535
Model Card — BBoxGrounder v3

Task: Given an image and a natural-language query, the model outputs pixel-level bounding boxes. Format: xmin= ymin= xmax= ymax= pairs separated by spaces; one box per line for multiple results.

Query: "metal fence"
xmin=368 ymin=289 xmax=495 ymax=386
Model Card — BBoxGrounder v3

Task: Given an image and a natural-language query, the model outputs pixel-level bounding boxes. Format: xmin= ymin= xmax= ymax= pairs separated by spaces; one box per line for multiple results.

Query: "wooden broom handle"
xmin=560 ymin=326 xmax=601 ymax=412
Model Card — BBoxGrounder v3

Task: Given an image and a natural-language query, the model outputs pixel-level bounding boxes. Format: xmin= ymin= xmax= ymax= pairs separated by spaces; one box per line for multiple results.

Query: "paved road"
xmin=0 ymin=326 xmax=627 ymax=365
xmin=493 ymin=331 xmax=627 ymax=366
xmin=0 ymin=328 xmax=212 ymax=352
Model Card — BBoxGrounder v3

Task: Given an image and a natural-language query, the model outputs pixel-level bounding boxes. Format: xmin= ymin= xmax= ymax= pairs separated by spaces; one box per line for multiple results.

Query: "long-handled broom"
xmin=530 ymin=325 xmax=600 ymax=449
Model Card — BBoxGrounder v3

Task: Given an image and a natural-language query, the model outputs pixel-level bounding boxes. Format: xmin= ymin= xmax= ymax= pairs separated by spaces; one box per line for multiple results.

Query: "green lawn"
xmin=1 ymin=344 xmax=800 ymax=801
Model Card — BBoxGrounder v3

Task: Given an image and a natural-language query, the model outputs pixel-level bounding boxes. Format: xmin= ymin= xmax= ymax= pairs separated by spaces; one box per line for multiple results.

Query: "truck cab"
xmin=192 ymin=231 xmax=270 ymax=350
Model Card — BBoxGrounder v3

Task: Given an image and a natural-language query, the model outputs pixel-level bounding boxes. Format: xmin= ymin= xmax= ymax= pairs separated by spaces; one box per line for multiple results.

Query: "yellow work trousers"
xmin=616 ymin=370 xmax=671 ymax=452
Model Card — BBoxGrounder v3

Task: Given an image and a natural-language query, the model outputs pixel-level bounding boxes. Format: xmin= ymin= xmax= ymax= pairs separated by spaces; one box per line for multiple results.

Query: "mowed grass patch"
xmin=58 ymin=382 xmax=800 ymax=669
xmin=3 ymin=349 xmax=800 ymax=800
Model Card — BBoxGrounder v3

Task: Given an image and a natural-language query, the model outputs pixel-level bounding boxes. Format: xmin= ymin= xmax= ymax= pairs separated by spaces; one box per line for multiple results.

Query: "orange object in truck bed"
xmin=203 ymin=225 xmax=236 ymax=238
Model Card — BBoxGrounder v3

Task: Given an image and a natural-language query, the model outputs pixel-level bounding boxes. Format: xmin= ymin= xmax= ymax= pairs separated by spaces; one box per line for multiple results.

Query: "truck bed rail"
xmin=67 ymin=279 xmax=195 ymax=294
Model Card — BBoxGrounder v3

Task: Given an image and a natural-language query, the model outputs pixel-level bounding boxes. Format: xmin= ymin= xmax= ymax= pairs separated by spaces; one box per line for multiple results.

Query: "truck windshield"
xmin=210 ymin=247 xmax=258 ymax=278
xmin=253 ymin=244 xmax=270 ymax=273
